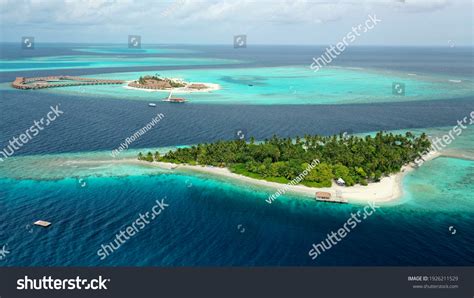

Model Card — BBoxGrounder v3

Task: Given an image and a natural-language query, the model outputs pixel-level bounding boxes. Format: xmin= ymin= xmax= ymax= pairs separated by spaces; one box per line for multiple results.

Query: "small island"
xmin=126 ymin=75 xmax=219 ymax=93
xmin=137 ymin=132 xmax=432 ymax=198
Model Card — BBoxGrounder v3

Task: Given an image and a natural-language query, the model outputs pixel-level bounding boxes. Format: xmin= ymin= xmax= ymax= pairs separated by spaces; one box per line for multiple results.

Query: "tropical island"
xmin=137 ymin=132 xmax=432 ymax=194
xmin=126 ymin=75 xmax=219 ymax=92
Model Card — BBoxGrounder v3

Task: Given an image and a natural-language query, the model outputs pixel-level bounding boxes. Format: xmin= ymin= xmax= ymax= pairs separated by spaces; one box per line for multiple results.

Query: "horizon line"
xmin=0 ymin=41 xmax=473 ymax=48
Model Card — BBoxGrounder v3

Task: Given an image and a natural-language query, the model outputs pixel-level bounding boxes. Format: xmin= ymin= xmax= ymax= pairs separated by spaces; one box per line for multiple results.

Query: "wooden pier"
xmin=12 ymin=76 xmax=124 ymax=90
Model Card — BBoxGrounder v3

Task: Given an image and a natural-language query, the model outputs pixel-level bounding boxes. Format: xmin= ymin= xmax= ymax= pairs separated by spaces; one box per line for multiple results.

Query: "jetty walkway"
xmin=12 ymin=76 xmax=124 ymax=90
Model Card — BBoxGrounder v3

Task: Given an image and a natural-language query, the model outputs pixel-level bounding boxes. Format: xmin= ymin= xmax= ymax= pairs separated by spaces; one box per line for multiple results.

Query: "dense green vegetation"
xmin=137 ymin=75 xmax=186 ymax=87
xmin=138 ymin=132 xmax=431 ymax=187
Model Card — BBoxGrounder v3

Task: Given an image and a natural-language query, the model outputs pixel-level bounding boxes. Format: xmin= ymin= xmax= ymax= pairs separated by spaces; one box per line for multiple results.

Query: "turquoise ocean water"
xmin=0 ymin=44 xmax=473 ymax=266
xmin=0 ymin=127 xmax=473 ymax=266
xmin=4 ymin=66 xmax=471 ymax=105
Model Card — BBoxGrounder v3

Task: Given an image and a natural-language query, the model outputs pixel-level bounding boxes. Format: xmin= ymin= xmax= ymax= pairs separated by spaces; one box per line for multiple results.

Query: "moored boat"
xmin=162 ymin=91 xmax=186 ymax=103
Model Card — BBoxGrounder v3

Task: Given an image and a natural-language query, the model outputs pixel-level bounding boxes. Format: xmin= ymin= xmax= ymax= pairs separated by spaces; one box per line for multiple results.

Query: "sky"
xmin=0 ymin=0 xmax=472 ymax=46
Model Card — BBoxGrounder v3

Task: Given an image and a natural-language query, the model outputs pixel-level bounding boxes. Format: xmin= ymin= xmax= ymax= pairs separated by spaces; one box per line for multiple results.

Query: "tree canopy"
xmin=138 ymin=132 xmax=431 ymax=187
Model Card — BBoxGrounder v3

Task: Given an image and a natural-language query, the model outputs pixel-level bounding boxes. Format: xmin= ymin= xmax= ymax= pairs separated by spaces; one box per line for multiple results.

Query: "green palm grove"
xmin=138 ymin=132 xmax=431 ymax=187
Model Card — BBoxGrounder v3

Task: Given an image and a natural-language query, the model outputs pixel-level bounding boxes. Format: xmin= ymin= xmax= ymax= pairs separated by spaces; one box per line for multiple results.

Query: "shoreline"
xmin=135 ymin=151 xmax=441 ymax=204
xmin=0 ymin=149 xmax=445 ymax=204
xmin=123 ymin=80 xmax=220 ymax=94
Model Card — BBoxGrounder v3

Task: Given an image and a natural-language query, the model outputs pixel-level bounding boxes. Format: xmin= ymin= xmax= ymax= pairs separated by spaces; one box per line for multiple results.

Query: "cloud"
xmin=0 ymin=0 xmax=454 ymax=28
xmin=1 ymin=0 xmax=468 ymax=45
xmin=387 ymin=0 xmax=451 ymax=12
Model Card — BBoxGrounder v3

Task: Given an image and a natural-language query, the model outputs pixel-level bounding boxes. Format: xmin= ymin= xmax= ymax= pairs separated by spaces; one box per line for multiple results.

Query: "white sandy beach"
xmin=128 ymin=152 xmax=441 ymax=204
xmin=59 ymin=150 xmax=441 ymax=204
xmin=147 ymin=161 xmax=400 ymax=203
xmin=122 ymin=80 xmax=220 ymax=94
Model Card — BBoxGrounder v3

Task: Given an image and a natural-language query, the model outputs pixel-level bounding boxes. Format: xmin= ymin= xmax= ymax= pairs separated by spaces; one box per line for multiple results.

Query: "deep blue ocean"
xmin=0 ymin=44 xmax=473 ymax=266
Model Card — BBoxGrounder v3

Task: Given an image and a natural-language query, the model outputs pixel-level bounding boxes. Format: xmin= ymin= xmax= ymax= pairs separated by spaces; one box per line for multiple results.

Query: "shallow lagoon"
xmin=39 ymin=66 xmax=474 ymax=105
xmin=0 ymin=55 xmax=239 ymax=72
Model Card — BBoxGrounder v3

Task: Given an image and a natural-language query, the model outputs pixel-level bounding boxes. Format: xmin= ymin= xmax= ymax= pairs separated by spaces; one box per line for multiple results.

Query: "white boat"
xmin=148 ymin=103 xmax=157 ymax=107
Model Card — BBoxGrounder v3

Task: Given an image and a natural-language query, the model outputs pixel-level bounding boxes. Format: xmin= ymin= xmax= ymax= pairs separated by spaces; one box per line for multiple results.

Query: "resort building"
xmin=188 ymin=83 xmax=207 ymax=90
xmin=316 ymin=191 xmax=348 ymax=204
xmin=316 ymin=192 xmax=332 ymax=200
